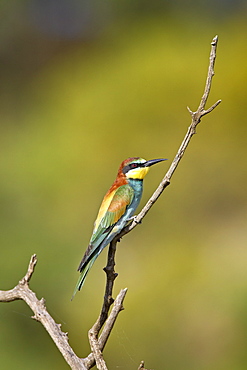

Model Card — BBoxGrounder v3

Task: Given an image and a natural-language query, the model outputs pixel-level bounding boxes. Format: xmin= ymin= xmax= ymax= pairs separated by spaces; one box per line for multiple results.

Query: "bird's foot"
xmin=128 ymin=215 xmax=142 ymax=224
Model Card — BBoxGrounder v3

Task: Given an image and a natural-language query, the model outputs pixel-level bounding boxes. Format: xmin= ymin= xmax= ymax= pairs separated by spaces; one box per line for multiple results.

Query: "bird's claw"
xmin=127 ymin=215 xmax=142 ymax=224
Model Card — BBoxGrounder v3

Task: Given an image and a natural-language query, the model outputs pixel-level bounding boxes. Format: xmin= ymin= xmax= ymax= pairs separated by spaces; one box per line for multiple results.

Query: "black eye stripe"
xmin=122 ymin=162 xmax=144 ymax=174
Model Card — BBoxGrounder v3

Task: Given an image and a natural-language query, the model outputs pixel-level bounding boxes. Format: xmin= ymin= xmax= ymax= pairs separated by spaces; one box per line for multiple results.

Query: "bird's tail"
xmin=71 ymin=255 xmax=97 ymax=300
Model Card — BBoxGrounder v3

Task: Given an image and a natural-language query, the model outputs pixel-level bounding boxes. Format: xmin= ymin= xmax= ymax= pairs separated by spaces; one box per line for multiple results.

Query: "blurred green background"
xmin=1 ymin=1 xmax=247 ymax=369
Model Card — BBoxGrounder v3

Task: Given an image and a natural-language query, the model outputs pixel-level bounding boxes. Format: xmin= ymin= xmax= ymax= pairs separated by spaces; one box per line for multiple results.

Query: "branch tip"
xmin=202 ymin=99 xmax=222 ymax=116
xmin=211 ymin=35 xmax=218 ymax=45
xmin=138 ymin=361 xmax=145 ymax=369
xmin=138 ymin=360 xmax=153 ymax=370
xmin=187 ymin=106 xmax=193 ymax=114
xmin=19 ymin=254 xmax=38 ymax=285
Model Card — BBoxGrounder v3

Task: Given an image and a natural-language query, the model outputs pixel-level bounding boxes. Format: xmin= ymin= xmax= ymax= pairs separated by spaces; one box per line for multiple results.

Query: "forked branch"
xmin=0 ymin=36 xmax=221 ymax=370
xmin=0 ymin=255 xmax=87 ymax=370
xmin=91 ymin=35 xmax=221 ymax=366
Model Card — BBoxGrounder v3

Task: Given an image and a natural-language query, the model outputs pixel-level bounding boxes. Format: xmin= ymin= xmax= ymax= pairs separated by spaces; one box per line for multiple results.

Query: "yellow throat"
xmin=126 ymin=166 xmax=150 ymax=180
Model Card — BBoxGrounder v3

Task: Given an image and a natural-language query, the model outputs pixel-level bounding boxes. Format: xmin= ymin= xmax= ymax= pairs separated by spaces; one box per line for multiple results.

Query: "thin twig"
xmin=20 ymin=253 xmax=37 ymax=284
xmin=117 ymin=35 xmax=221 ymax=239
xmin=198 ymin=35 xmax=219 ymax=113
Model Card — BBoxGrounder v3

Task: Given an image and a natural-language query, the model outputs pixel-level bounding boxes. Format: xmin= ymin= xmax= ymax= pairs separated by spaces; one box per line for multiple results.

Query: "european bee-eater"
xmin=72 ymin=157 xmax=166 ymax=298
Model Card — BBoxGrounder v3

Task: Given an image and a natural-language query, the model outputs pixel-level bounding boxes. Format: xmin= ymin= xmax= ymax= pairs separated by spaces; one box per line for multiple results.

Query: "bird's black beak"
xmin=144 ymin=158 xmax=167 ymax=167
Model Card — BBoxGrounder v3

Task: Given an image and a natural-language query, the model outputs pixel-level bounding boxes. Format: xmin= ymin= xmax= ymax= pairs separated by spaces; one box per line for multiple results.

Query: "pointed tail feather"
xmin=71 ymin=256 xmax=97 ymax=300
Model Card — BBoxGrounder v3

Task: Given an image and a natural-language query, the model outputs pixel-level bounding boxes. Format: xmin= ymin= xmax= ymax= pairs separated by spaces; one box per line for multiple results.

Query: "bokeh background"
xmin=1 ymin=1 xmax=247 ymax=369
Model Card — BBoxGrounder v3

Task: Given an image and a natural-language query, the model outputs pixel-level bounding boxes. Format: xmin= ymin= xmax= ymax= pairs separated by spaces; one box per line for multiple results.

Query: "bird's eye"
xmin=131 ymin=163 xmax=138 ymax=168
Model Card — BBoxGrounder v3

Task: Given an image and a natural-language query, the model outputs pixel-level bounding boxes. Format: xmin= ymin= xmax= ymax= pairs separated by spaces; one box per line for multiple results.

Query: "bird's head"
xmin=119 ymin=157 xmax=167 ymax=180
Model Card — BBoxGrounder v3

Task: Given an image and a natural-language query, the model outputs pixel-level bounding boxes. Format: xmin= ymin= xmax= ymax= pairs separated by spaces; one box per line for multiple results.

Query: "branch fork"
xmin=0 ymin=36 xmax=221 ymax=370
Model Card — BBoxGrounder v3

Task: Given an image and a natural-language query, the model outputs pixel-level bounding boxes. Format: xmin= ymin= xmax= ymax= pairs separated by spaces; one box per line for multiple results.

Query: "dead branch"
xmin=0 ymin=36 xmax=221 ymax=370
xmin=85 ymin=287 xmax=127 ymax=369
xmin=90 ymin=34 xmax=221 ymax=368
xmin=0 ymin=255 xmax=87 ymax=370
xmin=119 ymin=35 xmax=221 ymax=238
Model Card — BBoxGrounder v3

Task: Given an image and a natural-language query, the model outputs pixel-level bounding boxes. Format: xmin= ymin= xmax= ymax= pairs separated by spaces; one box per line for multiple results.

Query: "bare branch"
xmin=85 ymin=35 xmax=221 ymax=369
xmin=0 ymin=255 xmax=87 ymax=370
xmin=0 ymin=254 xmax=37 ymax=302
xmin=0 ymin=253 xmax=128 ymax=370
xmin=197 ymin=35 xmax=219 ymax=112
xmin=116 ymin=35 xmax=221 ymax=240
xmin=98 ymin=239 xmax=118 ymax=331
xmin=0 ymin=36 xmax=221 ymax=370
xmin=84 ymin=238 xmax=128 ymax=369
xmin=98 ymin=288 xmax=127 ymax=351
xmin=20 ymin=253 xmax=37 ymax=284
xmin=88 ymin=330 xmax=108 ymax=370
xmin=201 ymin=99 xmax=221 ymax=116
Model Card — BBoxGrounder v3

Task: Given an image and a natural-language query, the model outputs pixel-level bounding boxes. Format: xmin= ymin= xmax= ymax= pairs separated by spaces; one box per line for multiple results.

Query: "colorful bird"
xmin=72 ymin=157 xmax=166 ymax=298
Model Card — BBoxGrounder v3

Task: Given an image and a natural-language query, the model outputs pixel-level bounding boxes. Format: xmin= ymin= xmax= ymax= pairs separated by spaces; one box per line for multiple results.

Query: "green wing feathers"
xmin=90 ymin=184 xmax=134 ymax=244
xmin=72 ymin=184 xmax=134 ymax=299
